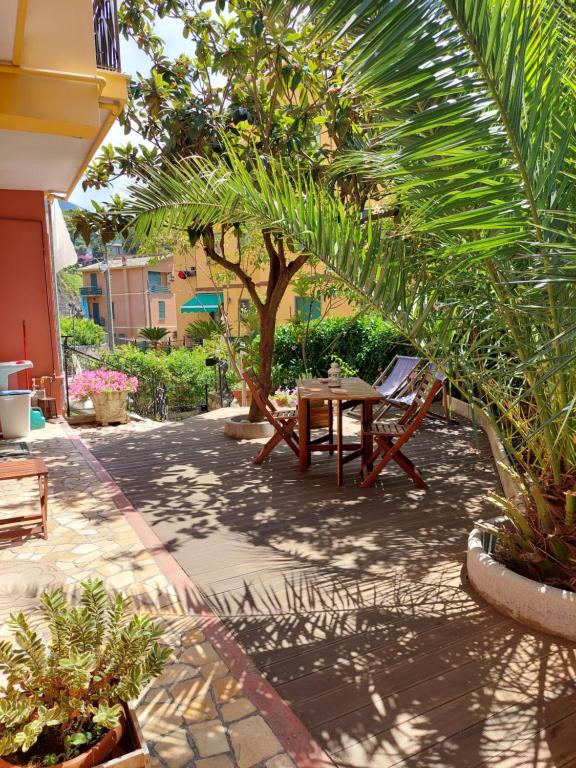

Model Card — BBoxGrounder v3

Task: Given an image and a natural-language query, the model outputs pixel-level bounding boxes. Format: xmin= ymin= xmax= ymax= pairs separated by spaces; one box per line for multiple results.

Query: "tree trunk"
xmin=248 ymin=309 xmax=277 ymax=422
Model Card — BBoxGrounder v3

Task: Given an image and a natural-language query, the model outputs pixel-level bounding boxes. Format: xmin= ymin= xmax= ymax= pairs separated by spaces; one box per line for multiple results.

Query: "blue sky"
xmin=69 ymin=17 xmax=184 ymax=209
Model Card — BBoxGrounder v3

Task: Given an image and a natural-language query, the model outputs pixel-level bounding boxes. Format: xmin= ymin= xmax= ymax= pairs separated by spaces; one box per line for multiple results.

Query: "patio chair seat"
xmin=273 ymin=408 xmax=297 ymax=419
xmin=365 ymin=421 xmax=407 ymax=437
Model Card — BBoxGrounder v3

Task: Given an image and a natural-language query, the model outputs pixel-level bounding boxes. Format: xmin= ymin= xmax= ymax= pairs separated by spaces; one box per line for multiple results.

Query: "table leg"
xmin=298 ymin=396 xmax=310 ymax=471
xmin=336 ymin=400 xmax=343 ymax=486
xmin=362 ymin=400 xmax=374 ymax=474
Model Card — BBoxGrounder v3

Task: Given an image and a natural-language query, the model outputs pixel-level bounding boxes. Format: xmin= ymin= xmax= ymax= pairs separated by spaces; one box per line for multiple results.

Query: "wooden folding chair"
xmin=242 ymin=369 xmax=300 ymax=464
xmin=361 ymin=372 xmax=442 ymax=489
xmin=375 ymin=364 xmax=451 ymax=422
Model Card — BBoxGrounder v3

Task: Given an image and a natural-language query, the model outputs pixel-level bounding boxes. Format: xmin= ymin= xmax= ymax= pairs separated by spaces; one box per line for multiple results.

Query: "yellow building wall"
xmin=174 ymin=241 xmax=357 ymax=341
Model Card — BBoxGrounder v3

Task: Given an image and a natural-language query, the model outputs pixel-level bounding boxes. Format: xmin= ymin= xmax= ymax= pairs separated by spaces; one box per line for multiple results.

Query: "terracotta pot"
xmin=91 ymin=391 xmax=129 ymax=426
xmin=0 ymin=712 xmax=124 ymax=768
xmin=232 ymin=388 xmax=252 ymax=406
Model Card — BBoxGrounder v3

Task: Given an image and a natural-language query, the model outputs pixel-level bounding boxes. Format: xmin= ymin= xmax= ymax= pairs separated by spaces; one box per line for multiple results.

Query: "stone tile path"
xmin=0 ymin=421 xmax=316 ymax=768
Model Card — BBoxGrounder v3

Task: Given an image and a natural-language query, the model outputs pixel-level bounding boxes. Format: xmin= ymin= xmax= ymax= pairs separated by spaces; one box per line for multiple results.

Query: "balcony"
xmin=81 ymin=286 xmax=103 ymax=296
xmin=148 ymin=284 xmax=172 ymax=295
xmin=93 ymin=0 xmax=121 ymax=72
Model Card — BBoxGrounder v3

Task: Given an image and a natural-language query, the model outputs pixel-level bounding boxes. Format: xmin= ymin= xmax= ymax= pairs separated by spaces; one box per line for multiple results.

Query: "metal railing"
xmin=148 ymin=284 xmax=172 ymax=294
xmin=93 ymin=0 xmax=121 ymax=71
xmin=80 ymin=286 xmax=103 ymax=296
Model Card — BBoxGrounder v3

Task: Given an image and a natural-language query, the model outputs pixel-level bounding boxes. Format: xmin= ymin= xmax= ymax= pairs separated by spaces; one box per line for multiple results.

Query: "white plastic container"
xmin=0 ymin=389 xmax=32 ymax=439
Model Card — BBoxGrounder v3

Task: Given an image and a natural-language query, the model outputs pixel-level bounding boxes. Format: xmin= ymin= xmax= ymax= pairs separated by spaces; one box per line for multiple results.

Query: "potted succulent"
xmin=69 ymin=370 xmax=138 ymax=426
xmin=272 ymin=388 xmax=297 ymax=409
xmin=0 ymin=580 xmax=171 ymax=768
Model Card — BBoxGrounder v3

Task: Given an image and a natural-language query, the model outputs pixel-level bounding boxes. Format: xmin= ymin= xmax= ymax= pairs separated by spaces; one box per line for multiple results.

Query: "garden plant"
xmin=0 ymin=580 xmax=171 ymax=767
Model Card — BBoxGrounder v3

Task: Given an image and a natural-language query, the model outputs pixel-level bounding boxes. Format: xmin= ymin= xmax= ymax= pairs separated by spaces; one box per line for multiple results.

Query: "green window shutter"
xmin=295 ymin=296 xmax=321 ymax=320
xmin=159 ymin=300 xmax=166 ymax=320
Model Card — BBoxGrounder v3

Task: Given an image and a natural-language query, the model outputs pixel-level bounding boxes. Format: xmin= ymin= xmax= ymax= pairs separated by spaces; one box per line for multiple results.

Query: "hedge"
xmin=272 ymin=314 xmax=414 ymax=387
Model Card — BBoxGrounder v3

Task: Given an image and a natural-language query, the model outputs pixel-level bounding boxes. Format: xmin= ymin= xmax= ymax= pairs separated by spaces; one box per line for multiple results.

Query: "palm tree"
xmin=139 ymin=326 xmax=169 ymax=348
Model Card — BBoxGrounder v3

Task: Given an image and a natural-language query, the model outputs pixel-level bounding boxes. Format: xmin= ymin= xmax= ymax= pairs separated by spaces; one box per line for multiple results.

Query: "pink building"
xmin=80 ymin=256 xmax=177 ymax=340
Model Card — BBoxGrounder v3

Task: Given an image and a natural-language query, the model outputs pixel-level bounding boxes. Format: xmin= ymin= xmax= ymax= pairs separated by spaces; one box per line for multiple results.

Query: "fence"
xmin=62 ymin=337 xmax=169 ymax=421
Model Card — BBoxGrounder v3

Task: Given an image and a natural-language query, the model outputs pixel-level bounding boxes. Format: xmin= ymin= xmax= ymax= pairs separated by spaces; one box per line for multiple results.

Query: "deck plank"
xmin=85 ymin=409 xmax=576 ymax=768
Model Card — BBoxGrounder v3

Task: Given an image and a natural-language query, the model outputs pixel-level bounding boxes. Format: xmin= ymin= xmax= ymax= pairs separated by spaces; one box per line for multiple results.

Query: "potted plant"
xmin=0 ymin=580 xmax=171 ymax=768
xmin=69 ymin=370 xmax=138 ymax=426
xmin=271 ymin=388 xmax=296 ymax=409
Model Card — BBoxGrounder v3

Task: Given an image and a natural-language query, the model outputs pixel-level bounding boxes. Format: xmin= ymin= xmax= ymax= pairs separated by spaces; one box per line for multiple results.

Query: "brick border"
xmin=60 ymin=420 xmax=335 ymax=768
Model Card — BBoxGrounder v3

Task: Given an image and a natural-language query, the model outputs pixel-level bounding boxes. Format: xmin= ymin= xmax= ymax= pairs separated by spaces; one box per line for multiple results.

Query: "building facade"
xmin=80 ymin=256 xmax=177 ymax=340
xmin=173 ymin=242 xmax=356 ymax=341
xmin=0 ymin=0 xmax=128 ymax=411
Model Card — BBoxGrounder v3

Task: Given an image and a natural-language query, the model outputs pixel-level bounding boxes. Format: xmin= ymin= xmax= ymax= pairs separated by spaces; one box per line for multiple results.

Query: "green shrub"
xmin=100 ymin=345 xmax=214 ymax=416
xmin=60 ymin=317 xmax=105 ymax=347
xmin=272 ymin=314 xmax=413 ymax=387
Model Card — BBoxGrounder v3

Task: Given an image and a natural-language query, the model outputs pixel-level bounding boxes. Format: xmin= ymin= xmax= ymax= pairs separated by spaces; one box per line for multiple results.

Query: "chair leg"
xmin=39 ymin=473 xmax=48 ymax=539
xmin=392 ymin=450 xmax=428 ymax=490
xmin=254 ymin=432 xmax=284 ymax=464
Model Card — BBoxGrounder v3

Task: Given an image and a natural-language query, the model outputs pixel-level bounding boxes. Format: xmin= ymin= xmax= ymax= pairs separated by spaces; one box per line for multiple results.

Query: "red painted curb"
xmin=60 ymin=420 xmax=335 ymax=768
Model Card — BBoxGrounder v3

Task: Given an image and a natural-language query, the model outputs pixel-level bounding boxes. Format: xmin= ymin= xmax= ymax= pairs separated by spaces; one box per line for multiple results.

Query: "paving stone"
xmin=152 ymin=730 xmax=196 ymax=768
xmin=138 ymin=700 xmax=184 ymax=741
xmin=182 ymin=627 xmax=206 ymax=644
xmin=266 ymin=755 xmax=296 ymax=768
xmin=228 ymin=716 xmax=282 ymax=768
xmin=199 ymin=660 xmax=229 ymax=682
xmin=179 ymin=693 xmax=218 ymax=723
xmin=157 ymin=663 xmax=199 ymax=686
xmin=190 ymin=719 xmax=229 ymax=757
xmin=170 ymin=676 xmax=211 ymax=706
xmin=212 ymin=675 xmax=242 ymax=704
xmin=196 ymin=756 xmax=235 ymax=768
xmin=220 ymin=698 xmax=257 ymax=723
xmin=180 ymin=641 xmax=220 ymax=666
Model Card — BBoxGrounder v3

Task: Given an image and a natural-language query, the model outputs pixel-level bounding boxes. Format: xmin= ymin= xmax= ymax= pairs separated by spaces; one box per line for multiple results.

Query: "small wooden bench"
xmin=0 ymin=458 xmax=48 ymax=541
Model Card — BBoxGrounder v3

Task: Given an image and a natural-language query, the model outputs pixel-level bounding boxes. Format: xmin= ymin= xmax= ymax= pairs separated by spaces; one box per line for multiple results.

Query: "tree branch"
xmin=202 ymin=227 xmax=263 ymax=310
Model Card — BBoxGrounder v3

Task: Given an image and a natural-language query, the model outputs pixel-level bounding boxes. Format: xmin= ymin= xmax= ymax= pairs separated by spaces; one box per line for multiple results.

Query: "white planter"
xmin=223 ymin=414 xmax=275 ymax=440
xmin=467 ymin=524 xmax=576 ymax=641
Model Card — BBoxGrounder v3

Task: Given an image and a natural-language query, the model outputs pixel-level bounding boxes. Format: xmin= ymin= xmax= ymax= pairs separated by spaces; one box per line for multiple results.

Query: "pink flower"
xmin=70 ymin=369 xmax=139 ymax=401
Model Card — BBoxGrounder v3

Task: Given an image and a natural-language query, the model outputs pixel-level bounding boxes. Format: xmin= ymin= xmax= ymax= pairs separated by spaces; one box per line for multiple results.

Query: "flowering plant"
xmin=70 ymin=369 xmax=139 ymax=401
xmin=273 ymin=388 xmax=297 ymax=407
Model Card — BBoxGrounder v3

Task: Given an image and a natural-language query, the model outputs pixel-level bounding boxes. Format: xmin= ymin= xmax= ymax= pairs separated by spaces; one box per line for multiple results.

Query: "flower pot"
xmin=91 ymin=391 xmax=129 ymax=426
xmin=0 ymin=713 xmax=125 ymax=768
xmin=232 ymin=388 xmax=252 ymax=406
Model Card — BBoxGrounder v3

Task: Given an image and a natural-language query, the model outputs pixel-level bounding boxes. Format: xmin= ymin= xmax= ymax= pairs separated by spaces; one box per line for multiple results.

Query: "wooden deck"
xmin=84 ymin=409 xmax=576 ymax=768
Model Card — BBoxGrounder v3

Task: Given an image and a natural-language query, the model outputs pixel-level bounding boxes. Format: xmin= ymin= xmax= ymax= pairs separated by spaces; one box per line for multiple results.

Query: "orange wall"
xmin=0 ymin=189 xmax=63 ymax=409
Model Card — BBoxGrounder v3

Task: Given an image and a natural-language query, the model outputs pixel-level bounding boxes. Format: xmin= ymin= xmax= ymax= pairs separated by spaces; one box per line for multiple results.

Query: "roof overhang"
xmin=180 ymin=293 xmax=224 ymax=314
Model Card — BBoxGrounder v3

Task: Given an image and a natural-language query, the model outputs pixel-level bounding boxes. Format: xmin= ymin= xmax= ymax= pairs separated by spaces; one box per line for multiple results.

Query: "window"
xmin=295 ymin=297 xmax=321 ymax=320
xmin=158 ymin=300 xmax=166 ymax=321
xmin=148 ymin=271 xmax=162 ymax=289
xmin=90 ymin=273 xmax=98 ymax=289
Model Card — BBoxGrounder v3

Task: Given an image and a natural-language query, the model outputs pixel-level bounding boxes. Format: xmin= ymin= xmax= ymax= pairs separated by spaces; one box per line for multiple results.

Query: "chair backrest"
xmin=242 ymin=368 xmax=278 ymax=424
xmin=375 ymin=355 xmax=421 ymax=398
xmin=398 ymin=371 xmax=443 ymax=430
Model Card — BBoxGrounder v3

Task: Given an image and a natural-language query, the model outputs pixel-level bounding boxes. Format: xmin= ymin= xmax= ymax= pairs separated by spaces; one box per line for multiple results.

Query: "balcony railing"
xmin=148 ymin=284 xmax=171 ymax=294
xmin=81 ymin=286 xmax=103 ymax=296
xmin=93 ymin=0 xmax=121 ymax=72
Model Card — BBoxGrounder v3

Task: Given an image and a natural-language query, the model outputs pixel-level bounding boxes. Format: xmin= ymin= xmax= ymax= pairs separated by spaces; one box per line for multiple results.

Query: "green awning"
xmin=180 ymin=293 xmax=223 ymax=314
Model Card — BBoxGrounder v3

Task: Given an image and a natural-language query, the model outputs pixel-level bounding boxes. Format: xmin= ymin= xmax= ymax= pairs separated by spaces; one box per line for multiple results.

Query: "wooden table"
xmin=0 ymin=458 xmax=48 ymax=540
xmin=297 ymin=377 xmax=384 ymax=485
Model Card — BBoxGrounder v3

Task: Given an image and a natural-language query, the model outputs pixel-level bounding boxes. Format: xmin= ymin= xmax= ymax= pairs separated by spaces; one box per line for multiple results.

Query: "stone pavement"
xmin=0 ymin=421 xmax=314 ymax=768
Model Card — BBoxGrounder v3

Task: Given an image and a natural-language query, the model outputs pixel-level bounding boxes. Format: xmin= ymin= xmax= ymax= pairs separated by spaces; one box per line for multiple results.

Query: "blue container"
xmin=30 ymin=407 xmax=46 ymax=430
